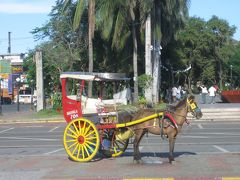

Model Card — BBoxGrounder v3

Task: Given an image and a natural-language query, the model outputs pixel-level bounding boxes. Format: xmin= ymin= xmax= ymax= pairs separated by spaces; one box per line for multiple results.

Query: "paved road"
xmin=0 ymin=121 xmax=240 ymax=179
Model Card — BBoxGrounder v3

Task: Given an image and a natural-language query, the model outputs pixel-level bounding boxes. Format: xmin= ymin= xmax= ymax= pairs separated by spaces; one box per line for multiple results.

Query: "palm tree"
xmin=96 ymin=0 xmax=139 ymax=104
xmin=141 ymin=0 xmax=189 ymax=103
xmin=63 ymin=0 xmax=95 ymax=97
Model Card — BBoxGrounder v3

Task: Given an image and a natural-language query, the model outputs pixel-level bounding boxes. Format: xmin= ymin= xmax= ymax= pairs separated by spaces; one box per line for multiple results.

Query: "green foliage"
xmin=52 ymin=92 xmax=62 ymax=110
xmin=138 ymin=96 xmax=147 ymax=105
xmin=138 ymin=74 xmax=152 ymax=89
xmin=171 ymin=16 xmax=237 ymax=89
xmin=36 ymin=109 xmax=62 ymax=117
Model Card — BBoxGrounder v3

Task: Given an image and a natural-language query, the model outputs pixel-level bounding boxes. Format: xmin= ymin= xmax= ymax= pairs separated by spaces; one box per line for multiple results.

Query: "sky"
xmin=0 ymin=0 xmax=239 ymax=54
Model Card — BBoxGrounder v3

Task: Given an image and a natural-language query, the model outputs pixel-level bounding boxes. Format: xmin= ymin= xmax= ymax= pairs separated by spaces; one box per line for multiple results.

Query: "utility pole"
xmin=8 ymin=32 xmax=11 ymax=54
xmin=35 ymin=50 xmax=44 ymax=112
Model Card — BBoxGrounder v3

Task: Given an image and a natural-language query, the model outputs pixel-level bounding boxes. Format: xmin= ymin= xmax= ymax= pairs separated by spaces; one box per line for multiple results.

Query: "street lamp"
xmin=16 ymin=77 xmax=20 ymax=112
xmin=30 ymin=80 xmax=34 ymax=110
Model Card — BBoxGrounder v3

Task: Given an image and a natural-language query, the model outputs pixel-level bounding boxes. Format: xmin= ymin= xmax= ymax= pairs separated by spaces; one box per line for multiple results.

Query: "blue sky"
xmin=0 ymin=0 xmax=239 ymax=54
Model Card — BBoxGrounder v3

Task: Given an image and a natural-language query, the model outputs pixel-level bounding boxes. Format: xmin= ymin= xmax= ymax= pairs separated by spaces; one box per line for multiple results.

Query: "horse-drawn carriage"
xmin=61 ymin=72 xmax=203 ymax=163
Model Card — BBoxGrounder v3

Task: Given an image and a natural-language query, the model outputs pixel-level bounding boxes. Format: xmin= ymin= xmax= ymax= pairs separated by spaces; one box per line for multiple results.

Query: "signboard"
xmin=0 ymin=60 xmax=11 ymax=73
xmin=12 ymin=65 xmax=23 ymax=74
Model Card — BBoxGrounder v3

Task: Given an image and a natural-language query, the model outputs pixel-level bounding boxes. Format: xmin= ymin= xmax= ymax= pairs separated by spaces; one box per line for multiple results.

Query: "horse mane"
xmin=169 ymin=95 xmax=194 ymax=111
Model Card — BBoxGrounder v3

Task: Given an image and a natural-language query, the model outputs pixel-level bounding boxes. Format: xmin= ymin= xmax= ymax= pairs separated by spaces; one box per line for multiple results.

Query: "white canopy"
xmin=60 ymin=72 xmax=130 ymax=81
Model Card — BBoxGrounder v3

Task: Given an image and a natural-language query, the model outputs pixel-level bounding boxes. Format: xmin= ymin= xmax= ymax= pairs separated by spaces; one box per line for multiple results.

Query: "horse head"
xmin=187 ymin=95 xmax=203 ymax=119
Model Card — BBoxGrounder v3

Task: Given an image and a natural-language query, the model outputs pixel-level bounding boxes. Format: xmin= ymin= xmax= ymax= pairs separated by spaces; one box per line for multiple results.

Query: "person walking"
xmin=176 ymin=85 xmax=182 ymax=100
xmin=172 ymin=85 xmax=178 ymax=103
xmin=208 ymin=85 xmax=216 ymax=104
xmin=200 ymin=84 xmax=208 ymax=104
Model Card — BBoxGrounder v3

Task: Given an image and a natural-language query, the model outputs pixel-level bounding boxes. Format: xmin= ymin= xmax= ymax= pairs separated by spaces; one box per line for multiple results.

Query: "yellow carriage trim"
xmin=116 ymin=112 xmax=164 ymax=128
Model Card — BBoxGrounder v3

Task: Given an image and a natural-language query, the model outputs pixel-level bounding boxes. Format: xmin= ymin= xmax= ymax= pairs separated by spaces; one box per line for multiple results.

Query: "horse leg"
xmin=168 ymin=135 xmax=176 ymax=163
xmin=133 ymin=129 xmax=145 ymax=163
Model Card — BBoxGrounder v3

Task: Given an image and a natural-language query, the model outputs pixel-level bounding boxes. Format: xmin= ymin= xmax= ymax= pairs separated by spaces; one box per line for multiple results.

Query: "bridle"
xmin=187 ymin=97 xmax=202 ymax=119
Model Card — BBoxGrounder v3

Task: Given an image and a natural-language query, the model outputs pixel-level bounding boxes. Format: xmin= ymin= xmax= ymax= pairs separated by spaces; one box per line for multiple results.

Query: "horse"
xmin=129 ymin=95 xmax=203 ymax=163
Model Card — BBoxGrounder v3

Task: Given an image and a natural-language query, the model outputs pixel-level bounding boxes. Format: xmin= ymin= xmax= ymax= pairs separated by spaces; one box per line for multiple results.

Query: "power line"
xmin=0 ymin=36 xmax=33 ymax=41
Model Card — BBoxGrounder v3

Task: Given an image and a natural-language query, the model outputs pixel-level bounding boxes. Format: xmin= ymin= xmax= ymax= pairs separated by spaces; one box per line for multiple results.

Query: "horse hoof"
xmin=169 ymin=160 xmax=176 ymax=164
xmin=133 ymin=159 xmax=142 ymax=164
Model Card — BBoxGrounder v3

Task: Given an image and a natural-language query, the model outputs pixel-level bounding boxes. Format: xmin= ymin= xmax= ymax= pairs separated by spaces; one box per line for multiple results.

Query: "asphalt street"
xmin=0 ymin=120 xmax=240 ymax=179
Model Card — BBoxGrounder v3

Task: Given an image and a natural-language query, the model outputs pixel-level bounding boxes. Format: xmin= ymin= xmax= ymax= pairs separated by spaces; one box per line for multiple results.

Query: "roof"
xmin=60 ymin=72 xmax=131 ymax=81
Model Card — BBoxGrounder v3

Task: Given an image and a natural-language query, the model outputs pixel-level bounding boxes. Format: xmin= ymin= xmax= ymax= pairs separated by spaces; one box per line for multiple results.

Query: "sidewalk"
xmin=0 ymin=94 xmax=240 ymax=124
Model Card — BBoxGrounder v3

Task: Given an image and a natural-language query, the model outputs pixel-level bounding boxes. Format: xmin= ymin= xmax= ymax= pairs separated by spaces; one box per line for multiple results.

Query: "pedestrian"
xmin=166 ymin=87 xmax=172 ymax=103
xmin=172 ymin=85 xmax=178 ymax=103
xmin=200 ymin=84 xmax=208 ymax=104
xmin=176 ymin=85 xmax=182 ymax=100
xmin=208 ymin=85 xmax=216 ymax=104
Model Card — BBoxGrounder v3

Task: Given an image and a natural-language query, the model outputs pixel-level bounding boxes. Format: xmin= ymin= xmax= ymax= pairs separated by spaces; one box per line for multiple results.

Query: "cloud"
xmin=0 ymin=1 xmax=52 ymax=14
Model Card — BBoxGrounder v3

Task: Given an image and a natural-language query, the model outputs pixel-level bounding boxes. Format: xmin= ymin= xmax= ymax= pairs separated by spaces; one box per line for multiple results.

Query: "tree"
xmin=63 ymin=0 xmax=95 ymax=97
xmin=141 ymin=0 xmax=189 ymax=103
xmin=96 ymin=0 xmax=140 ymax=104
xmin=206 ymin=15 xmax=236 ymax=89
xmin=171 ymin=16 xmax=236 ymax=90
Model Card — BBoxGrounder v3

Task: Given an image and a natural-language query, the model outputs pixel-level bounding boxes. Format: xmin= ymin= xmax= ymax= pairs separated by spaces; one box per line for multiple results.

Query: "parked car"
xmin=13 ymin=94 xmax=37 ymax=104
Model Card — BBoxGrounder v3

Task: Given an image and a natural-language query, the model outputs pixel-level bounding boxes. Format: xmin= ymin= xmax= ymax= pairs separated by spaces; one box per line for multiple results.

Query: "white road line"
xmin=44 ymin=148 xmax=64 ymax=155
xmin=198 ymin=124 xmax=203 ymax=129
xmin=0 ymin=127 xmax=14 ymax=134
xmin=25 ymin=125 xmax=43 ymax=128
xmin=0 ymin=136 xmax=58 ymax=141
xmin=48 ymin=126 xmax=59 ymax=132
xmin=213 ymin=145 xmax=229 ymax=153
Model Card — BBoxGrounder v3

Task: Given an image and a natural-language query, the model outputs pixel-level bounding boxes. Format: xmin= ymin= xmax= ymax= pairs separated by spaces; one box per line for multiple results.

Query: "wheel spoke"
xmin=66 ymin=139 xmax=77 ymax=143
xmin=86 ymin=136 xmax=97 ymax=141
xmin=68 ymin=141 xmax=78 ymax=150
xmin=73 ymin=123 xmax=80 ymax=135
xmin=77 ymin=144 xmax=81 ymax=159
xmin=85 ymin=143 xmax=94 ymax=154
xmin=83 ymin=125 xmax=91 ymax=136
xmin=81 ymin=146 xmax=85 ymax=159
xmin=72 ymin=143 xmax=79 ymax=155
xmin=78 ymin=120 xmax=82 ymax=134
xmin=82 ymin=121 xmax=86 ymax=134
xmin=85 ymin=129 xmax=96 ymax=138
xmin=83 ymin=144 xmax=90 ymax=157
xmin=66 ymin=133 xmax=77 ymax=139
xmin=85 ymin=140 xmax=96 ymax=147
xmin=68 ymin=127 xmax=78 ymax=137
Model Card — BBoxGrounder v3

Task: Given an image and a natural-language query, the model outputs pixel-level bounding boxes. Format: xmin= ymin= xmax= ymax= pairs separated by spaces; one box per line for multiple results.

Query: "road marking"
xmin=44 ymin=148 xmax=64 ymax=155
xmin=213 ymin=145 xmax=229 ymax=153
xmin=0 ymin=136 xmax=58 ymax=141
xmin=0 ymin=127 xmax=14 ymax=134
xmin=48 ymin=126 xmax=59 ymax=132
xmin=25 ymin=125 xmax=43 ymax=128
xmin=181 ymin=135 xmax=209 ymax=138
xmin=197 ymin=124 xmax=203 ymax=129
xmin=124 ymin=178 xmax=174 ymax=180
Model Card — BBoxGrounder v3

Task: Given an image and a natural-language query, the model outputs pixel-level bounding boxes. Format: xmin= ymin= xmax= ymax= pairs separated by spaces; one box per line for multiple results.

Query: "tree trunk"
xmin=87 ymin=0 xmax=95 ymax=97
xmin=132 ymin=25 xmax=138 ymax=104
xmin=144 ymin=13 xmax=152 ymax=103
xmin=152 ymin=41 xmax=161 ymax=103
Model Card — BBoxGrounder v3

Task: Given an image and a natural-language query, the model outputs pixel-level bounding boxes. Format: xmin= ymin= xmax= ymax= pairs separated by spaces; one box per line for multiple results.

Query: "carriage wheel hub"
xmin=78 ymin=135 xmax=85 ymax=144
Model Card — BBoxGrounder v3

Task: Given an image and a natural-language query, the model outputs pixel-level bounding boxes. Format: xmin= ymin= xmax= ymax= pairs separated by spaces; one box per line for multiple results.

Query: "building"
xmin=0 ymin=53 xmax=26 ymax=103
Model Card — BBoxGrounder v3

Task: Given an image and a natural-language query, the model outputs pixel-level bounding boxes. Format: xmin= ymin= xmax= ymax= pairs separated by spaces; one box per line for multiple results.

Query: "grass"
xmin=35 ymin=108 xmax=63 ymax=118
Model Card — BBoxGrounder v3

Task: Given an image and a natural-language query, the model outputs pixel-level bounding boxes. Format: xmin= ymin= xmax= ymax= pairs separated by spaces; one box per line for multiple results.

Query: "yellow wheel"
xmin=63 ymin=118 xmax=100 ymax=162
xmin=111 ymin=138 xmax=129 ymax=157
xmin=101 ymin=129 xmax=129 ymax=157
